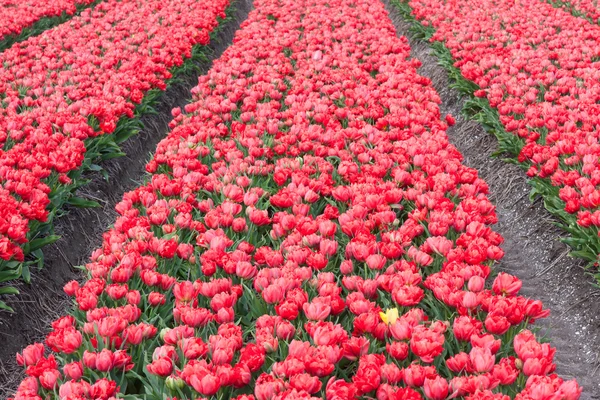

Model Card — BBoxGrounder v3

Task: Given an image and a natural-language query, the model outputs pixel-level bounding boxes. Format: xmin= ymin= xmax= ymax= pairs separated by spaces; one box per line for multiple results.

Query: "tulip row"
xmin=0 ymin=0 xmax=98 ymax=52
xmin=0 ymin=0 xmax=230 ymax=284
xmin=9 ymin=0 xmax=582 ymax=398
xmin=395 ymin=0 xmax=600 ymax=268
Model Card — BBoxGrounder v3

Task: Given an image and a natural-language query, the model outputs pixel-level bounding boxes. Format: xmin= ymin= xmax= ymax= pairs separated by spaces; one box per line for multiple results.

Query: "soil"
xmin=0 ymin=0 xmax=254 ymax=396
xmin=382 ymin=1 xmax=600 ymax=398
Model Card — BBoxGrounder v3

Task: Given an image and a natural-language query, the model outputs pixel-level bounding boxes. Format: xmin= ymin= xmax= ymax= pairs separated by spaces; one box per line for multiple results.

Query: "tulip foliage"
xmin=395 ymin=0 xmax=600 ymax=270
xmin=0 ymin=0 xmax=230 ymax=286
xmin=0 ymin=0 xmax=97 ymax=50
xmin=10 ymin=0 xmax=582 ymax=398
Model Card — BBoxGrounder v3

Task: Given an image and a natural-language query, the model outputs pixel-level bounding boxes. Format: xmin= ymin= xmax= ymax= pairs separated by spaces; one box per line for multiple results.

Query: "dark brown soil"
xmin=0 ymin=0 xmax=253 ymax=396
xmin=382 ymin=2 xmax=600 ymax=398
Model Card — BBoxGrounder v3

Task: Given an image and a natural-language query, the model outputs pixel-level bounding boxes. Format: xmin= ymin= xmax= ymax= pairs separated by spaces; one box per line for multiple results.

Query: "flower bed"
xmin=9 ymin=0 xmax=581 ymax=398
xmin=0 ymin=0 xmax=97 ymax=50
xmin=0 ymin=0 xmax=229 ymax=282
xmin=396 ymin=0 xmax=600 ymax=268
xmin=545 ymin=0 xmax=600 ymax=24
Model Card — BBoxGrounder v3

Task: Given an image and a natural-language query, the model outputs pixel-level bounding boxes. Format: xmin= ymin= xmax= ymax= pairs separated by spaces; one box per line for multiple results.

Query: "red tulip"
xmin=470 ymin=347 xmax=495 ymax=373
xmin=16 ymin=343 xmax=44 ymax=367
xmin=63 ymin=361 xmax=83 ymax=380
xmin=492 ymin=273 xmax=522 ymax=297
xmin=38 ymin=369 xmax=61 ymax=390
xmin=190 ymin=373 xmax=221 ymax=396
xmin=424 ymin=376 xmax=449 ymax=400
xmin=147 ymin=357 xmax=173 ymax=377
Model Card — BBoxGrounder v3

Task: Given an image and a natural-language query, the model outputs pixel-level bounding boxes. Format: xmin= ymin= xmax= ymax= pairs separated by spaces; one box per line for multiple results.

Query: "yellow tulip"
xmin=379 ymin=308 xmax=399 ymax=325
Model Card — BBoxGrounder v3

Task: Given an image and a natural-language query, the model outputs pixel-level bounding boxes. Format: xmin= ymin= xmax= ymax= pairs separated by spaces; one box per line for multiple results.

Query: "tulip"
xmin=18 ymin=377 xmax=39 ymax=393
xmin=39 ymin=369 xmax=61 ymax=390
xmin=470 ymin=347 xmax=495 ymax=373
xmin=89 ymin=378 xmax=118 ymax=399
xmin=366 ymin=254 xmax=387 ymax=270
xmin=16 ymin=343 xmax=44 ymax=367
xmin=492 ymin=273 xmax=522 ymax=297
xmin=303 ymin=301 xmax=331 ymax=321
xmin=59 ymin=380 xmax=93 ymax=398
xmin=63 ymin=281 xmax=79 ymax=296
xmin=148 ymin=292 xmax=166 ymax=306
xmin=289 ymin=373 xmax=322 ymax=393
xmin=190 ymin=373 xmax=220 ymax=396
xmin=340 ymin=259 xmax=354 ymax=275
xmin=467 ymin=276 xmax=485 ymax=292
xmin=484 ymin=314 xmax=511 ymax=335
xmin=557 ymin=380 xmax=583 ymax=400
xmin=379 ymin=308 xmax=399 ymax=325
xmin=165 ymin=375 xmax=185 ymax=391
xmin=462 ymin=291 xmax=478 ymax=309
xmin=262 ymin=284 xmax=286 ymax=304
xmin=387 ymin=341 xmax=409 ymax=361
xmin=147 ymin=357 xmax=173 ymax=377
xmin=423 ymin=377 xmax=449 ymax=400
xmin=275 ymin=321 xmax=295 ymax=340
xmin=95 ymin=349 xmax=114 ymax=372
xmin=63 ymin=361 xmax=83 ymax=380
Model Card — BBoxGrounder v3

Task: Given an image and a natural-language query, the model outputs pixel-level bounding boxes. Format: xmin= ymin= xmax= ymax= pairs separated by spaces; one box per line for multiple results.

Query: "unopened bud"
xmin=159 ymin=328 xmax=171 ymax=341
xmin=166 ymin=376 xmax=185 ymax=390
xmin=515 ymin=358 xmax=523 ymax=370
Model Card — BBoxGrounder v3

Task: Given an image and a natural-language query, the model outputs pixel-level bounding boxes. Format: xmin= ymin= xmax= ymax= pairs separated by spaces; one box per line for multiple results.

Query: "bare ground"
xmin=0 ymin=0 xmax=254 ymax=396
xmin=382 ymin=1 xmax=600 ymax=398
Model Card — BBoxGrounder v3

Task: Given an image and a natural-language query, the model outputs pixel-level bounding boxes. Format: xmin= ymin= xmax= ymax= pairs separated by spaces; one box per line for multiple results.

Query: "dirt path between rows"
xmin=0 ymin=0 xmax=254 ymax=396
xmin=382 ymin=1 xmax=600 ymax=398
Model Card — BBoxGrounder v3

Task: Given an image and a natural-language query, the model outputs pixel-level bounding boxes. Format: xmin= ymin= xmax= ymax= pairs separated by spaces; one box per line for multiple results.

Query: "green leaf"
xmin=0 ymin=266 xmax=22 ymax=283
xmin=21 ymin=265 xmax=31 ymax=283
xmin=99 ymin=151 xmax=126 ymax=161
xmin=114 ymin=127 xmax=141 ymax=144
xmin=0 ymin=286 xmax=19 ymax=295
xmin=88 ymin=164 xmax=104 ymax=172
xmin=0 ymin=300 xmax=14 ymax=313
xmin=68 ymin=197 xmax=101 ymax=208
xmin=28 ymin=235 xmax=60 ymax=252
xmin=32 ymin=249 xmax=45 ymax=269
xmin=569 ymin=250 xmax=597 ymax=262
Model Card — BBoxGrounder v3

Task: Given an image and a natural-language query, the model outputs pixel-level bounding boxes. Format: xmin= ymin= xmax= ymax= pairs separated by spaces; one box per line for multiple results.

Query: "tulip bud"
xmin=340 ymin=260 xmax=353 ymax=275
xmin=166 ymin=375 xmax=185 ymax=391
xmin=160 ymin=328 xmax=171 ymax=341
xmin=462 ymin=291 xmax=478 ymax=309
xmin=515 ymin=358 xmax=523 ymax=370
xmin=468 ymin=276 xmax=485 ymax=292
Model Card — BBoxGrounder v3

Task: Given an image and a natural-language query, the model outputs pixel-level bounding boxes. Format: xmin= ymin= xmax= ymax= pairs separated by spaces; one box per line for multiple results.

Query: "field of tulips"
xmin=0 ymin=0 xmax=229 ymax=287
xmin=6 ymin=0 xmax=584 ymax=398
xmin=0 ymin=0 xmax=97 ymax=51
xmin=546 ymin=0 xmax=600 ymax=23
xmin=395 ymin=0 xmax=600 ymax=273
